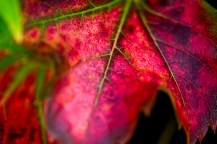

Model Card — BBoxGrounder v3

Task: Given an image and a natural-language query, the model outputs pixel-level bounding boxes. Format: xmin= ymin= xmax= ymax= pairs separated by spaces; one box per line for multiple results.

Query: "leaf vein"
xmin=136 ymin=1 xmax=186 ymax=108
xmin=94 ymin=0 xmax=133 ymax=106
xmin=27 ymin=0 xmax=123 ymax=28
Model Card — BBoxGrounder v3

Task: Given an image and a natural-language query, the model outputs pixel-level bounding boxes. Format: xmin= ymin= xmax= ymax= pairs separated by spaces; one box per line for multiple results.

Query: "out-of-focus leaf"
xmin=35 ymin=67 xmax=48 ymax=144
xmin=0 ymin=43 xmax=30 ymax=56
xmin=36 ymin=66 xmax=46 ymax=100
xmin=1 ymin=64 xmax=32 ymax=105
xmin=37 ymin=102 xmax=47 ymax=144
xmin=0 ymin=18 xmax=27 ymax=55
xmin=0 ymin=18 xmax=10 ymax=43
xmin=0 ymin=55 xmax=18 ymax=70
xmin=0 ymin=0 xmax=23 ymax=43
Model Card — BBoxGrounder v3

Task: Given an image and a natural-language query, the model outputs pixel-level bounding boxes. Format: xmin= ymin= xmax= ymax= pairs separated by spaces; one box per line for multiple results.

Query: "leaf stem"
xmin=36 ymin=101 xmax=47 ymax=144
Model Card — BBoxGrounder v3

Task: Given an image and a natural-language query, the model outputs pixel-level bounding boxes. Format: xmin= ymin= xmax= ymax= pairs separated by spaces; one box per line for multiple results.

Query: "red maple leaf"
xmin=0 ymin=0 xmax=217 ymax=143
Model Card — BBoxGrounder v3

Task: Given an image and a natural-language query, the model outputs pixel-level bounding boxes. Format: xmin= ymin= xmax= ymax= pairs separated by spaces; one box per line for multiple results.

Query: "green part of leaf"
xmin=35 ymin=67 xmax=48 ymax=144
xmin=1 ymin=64 xmax=32 ymax=105
xmin=0 ymin=43 xmax=30 ymax=57
xmin=0 ymin=17 xmax=28 ymax=55
xmin=39 ymin=77 xmax=55 ymax=101
xmin=36 ymin=67 xmax=46 ymax=100
xmin=0 ymin=0 xmax=23 ymax=43
xmin=37 ymin=102 xmax=47 ymax=144
xmin=0 ymin=55 xmax=18 ymax=71
xmin=0 ymin=18 xmax=11 ymax=41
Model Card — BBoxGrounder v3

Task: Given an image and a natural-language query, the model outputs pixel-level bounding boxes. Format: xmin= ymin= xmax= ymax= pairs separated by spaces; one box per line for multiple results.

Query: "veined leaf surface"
xmin=0 ymin=0 xmax=217 ymax=143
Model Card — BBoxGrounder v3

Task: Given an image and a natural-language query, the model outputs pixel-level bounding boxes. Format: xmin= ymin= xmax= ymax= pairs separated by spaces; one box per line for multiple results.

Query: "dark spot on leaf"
xmin=29 ymin=128 xmax=37 ymax=142
xmin=0 ymin=124 xmax=3 ymax=141
xmin=18 ymin=91 xmax=28 ymax=98
xmin=173 ymin=25 xmax=191 ymax=46
xmin=74 ymin=39 xmax=82 ymax=50
xmin=168 ymin=7 xmax=184 ymax=18
xmin=60 ymin=33 xmax=68 ymax=42
xmin=147 ymin=0 xmax=169 ymax=6
xmin=150 ymin=20 xmax=191 ymax=46
xmin=99 ymin=23 xmax=109 ymax=37
xmin=127 ymin=25 xmax=135 ymax=34
xmin=182 ymin=53 xmax=201 ymax=80
xmin=29 ymin=30 xmax=38 ymax=39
